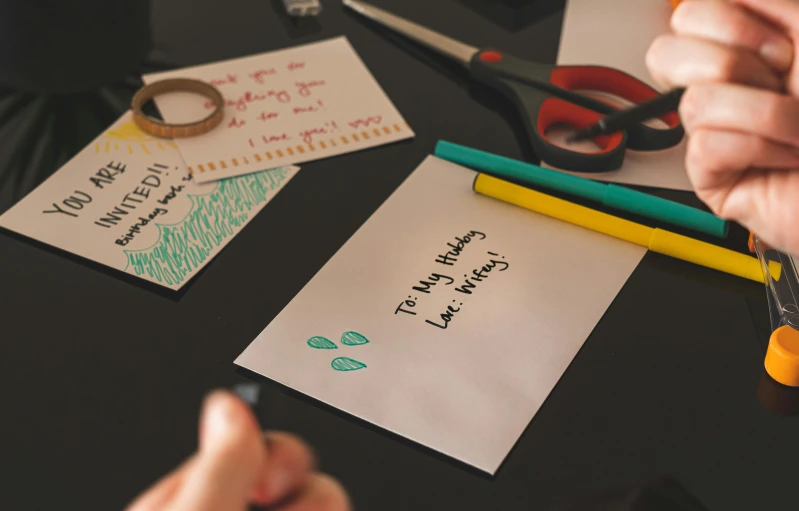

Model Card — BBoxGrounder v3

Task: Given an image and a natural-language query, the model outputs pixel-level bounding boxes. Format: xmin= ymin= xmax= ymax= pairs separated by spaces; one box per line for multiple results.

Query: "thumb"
xmin=168 ymin=391 xmax=266 ymax=511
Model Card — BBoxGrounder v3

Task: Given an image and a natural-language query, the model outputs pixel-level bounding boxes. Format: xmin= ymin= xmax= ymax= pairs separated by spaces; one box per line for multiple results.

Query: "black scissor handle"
xmin=469 ymin=50 xmax=685 ymax=169
xmin=469 ymin=50 xmax=628 ymax=173
xmin=549 ymin=64 xmax=685 ymax=151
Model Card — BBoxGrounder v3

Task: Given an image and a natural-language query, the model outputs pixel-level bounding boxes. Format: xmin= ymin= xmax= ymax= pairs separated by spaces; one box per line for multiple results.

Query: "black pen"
xmin=567 ymin=88 xmax=685 ymax=143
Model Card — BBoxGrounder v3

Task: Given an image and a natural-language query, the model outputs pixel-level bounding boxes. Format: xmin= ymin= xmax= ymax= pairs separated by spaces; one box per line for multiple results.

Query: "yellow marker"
xmin=474 ymin=173 xmax=778 ymax=283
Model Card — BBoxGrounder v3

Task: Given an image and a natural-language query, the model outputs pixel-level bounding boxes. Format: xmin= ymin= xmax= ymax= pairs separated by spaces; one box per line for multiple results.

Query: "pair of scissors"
xmin=343 ymin=0 xmax=684 ymax=173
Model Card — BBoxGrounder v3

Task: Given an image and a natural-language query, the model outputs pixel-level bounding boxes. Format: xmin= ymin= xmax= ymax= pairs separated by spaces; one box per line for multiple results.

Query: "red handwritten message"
xmin=143 ymin=37 xmax=414 ymax=184
xmin=257 ymin=112 xmax=280 ymax=121
xmin=194 ymin=55 xmax=386 ymax=145
xmin=349 ymin=116 xmax=382 ymax=129
xmin=249 ymin=68 xmax=277 ymax=84
xmin=209 ymin=74 xmax=239 ymax=86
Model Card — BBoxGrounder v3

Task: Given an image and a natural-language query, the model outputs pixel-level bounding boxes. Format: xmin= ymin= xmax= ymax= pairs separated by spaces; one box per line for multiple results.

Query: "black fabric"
xmin=0 ymin=0 xmax=151 ymax=93
xmin=548 ymin=477 xmax=710 ymax=511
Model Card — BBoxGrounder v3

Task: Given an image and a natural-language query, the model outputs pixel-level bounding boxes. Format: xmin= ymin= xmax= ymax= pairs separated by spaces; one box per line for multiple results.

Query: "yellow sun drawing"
xmin=96 ymin=120 xmax=178 ymax=155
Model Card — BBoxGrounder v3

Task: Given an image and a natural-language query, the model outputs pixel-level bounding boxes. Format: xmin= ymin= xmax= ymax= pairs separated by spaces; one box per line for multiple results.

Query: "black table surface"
xmin=1 ymin=1 xmax=797 ymax=510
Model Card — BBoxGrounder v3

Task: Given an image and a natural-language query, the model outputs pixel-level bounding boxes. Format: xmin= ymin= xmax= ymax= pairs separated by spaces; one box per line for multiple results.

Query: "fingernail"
xmin=201 ymin=391 xmax=237 ymax=449
xmin=268 ymin=464 xmax=293 ymax=498
xmin=261 ymin=432 xmax=303 ymax=499
xmin=261 ymin=432 xmax=291 ymax=496
xmin=761 ymin=39 xmax=794 ymax=71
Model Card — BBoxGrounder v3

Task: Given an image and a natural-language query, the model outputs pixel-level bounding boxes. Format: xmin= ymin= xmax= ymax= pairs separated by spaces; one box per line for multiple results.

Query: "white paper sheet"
xmin=142 ymin=37 xmax=414 ymax=184
xmin=0 ymin=112 xmax=298 ymax=290
xmin=235 ymin=156 xmax=646 ymax=473
xmin=551 ymin=0 xmax=692 ymax=191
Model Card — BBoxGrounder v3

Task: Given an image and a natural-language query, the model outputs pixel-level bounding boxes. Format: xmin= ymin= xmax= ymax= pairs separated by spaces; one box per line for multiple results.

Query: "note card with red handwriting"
xmin=142 ymin=37 xmax=414 ymax=184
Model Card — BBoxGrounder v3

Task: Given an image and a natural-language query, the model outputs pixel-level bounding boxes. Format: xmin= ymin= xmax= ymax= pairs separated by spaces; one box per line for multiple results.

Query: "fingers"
xmin=732 ymin=0 xmax=799 ymax=36
xmin=672 ymin=0 xmax=793 ymax=72
xmin=680 ymin=84 xmax=799 ymax=146
xmin=684 ymin=128 xmax=799 ymax=219
xmin=168 ymin=391 xmax=266 ymax=511
xmin=646 ymin=34 xmax=783 ymax=90
xmin=279 ymin=474 xmax=352 ymax=511
xmin=684 ymin=127 xmax=799 ymax=255
xmin=251 ymin=432 xmax=317 ymax=506
xmin=125 ymin=390 xmax=347 ymax=511
xmin=125 ymin=458 xmax=194 ymax=511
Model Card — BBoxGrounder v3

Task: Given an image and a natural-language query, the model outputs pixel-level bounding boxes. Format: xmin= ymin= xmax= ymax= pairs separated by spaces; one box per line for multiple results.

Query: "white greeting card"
xmin=235 ymin=156 xmax=646 ymax=473
xmin=0 ymin=112 xmax=298 ymax=289
xmin=143 ymin=37 xmax=414 ymax=183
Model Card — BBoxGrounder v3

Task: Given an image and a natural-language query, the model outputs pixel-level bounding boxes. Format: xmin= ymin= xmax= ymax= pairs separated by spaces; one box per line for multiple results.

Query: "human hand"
xmin=125 ymin=390 xmax=351 ymax=511
xmin=648 ymin=0 xmax=795 ymax=92
xmin=646 ymin=0 xmax=799 ymax=254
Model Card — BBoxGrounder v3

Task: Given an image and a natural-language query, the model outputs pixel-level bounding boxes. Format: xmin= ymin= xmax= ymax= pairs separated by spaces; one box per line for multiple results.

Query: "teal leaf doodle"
xmin=340 ymin=331 xmax=369 ymax=346
xmin=307 ymin=336 xmax=338 ymax=350
xmin=331 ymin=357 xmax=367 ymax=372
xmin=122 ymin=168 xmax=292 ymax=286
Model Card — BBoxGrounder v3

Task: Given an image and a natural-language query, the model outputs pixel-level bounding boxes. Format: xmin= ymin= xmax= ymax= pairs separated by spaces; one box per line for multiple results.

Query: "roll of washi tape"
xmin=131 ymin=78 xmax=225 ymax=139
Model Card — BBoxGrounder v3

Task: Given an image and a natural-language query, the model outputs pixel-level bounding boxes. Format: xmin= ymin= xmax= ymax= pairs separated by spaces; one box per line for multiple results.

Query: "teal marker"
xmin=434 ymin=140 xmax=729 ymax=238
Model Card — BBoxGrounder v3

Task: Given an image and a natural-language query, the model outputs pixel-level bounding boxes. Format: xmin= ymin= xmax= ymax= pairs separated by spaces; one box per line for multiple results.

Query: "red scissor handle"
xmin=537 ymin=97 xmax=624 ymax=155
xmin=469 ymin=50 xmax=684 ymax=172
xmin=549 ymin=65 xmax=684 ymax=150
xmin=550 ymin=66 xmax=681 ymax=128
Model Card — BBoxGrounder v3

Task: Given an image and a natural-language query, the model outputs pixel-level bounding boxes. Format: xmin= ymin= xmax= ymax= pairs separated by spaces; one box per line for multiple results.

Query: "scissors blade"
xmin=343 ymin=0 xmax=479 ymax=67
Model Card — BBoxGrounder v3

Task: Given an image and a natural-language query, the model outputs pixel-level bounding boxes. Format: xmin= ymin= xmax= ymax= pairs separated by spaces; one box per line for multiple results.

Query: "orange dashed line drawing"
xmin=209 ymin=162 xmax=217 ymax=171
xmin=198 ymin=164 xmax=206 ymax=172
xmin=157 ymin=142 xmax=164 ymax=150
xmin=361 ymin=131 xmax=370 ymax=139
xmin=296 ymin=145 xmax=305 ymax=154
xmin=382 ymin=126 xmax=391 ymax=134
xmin=141 ymin=144 xmax=151 ymax=155
xmin=286 ymin=147 xmax=295 ymax=156
xmin=221 ymin=160 xmax=227 ymax=169
xmin=373 ymin=128 xmax=381 ymax=137
xmin=340 ymin=136 xmax=349 ymax=144
xmin=266 ymin=152 xmax=273 ymax=160
xmin=320 ymin=141 xmax=327 ymax=149
xmin=393 ymin=124 xmax=401 ymax=132
xmin=188 ymin=167 xmax=194 ymax=174
xmin=330 ymin=139 xmax=337 ymax=147
xmin=276 ymin=149 xmax=284 ymax=157
xmin=308 ymin=144 xmax=315 ymax=151
xmin=254 ymin=153 xmax=262 ymax=162
xmin=243 ymin=156 xmax=249 ymax=164
xmin=352 ymin=134 xmax=360 ymax=142
xmin=232 ymin=158 xmax=239 ymax=166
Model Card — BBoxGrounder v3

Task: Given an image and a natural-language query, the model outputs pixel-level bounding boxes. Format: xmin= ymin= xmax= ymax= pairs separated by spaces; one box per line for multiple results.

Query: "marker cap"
xmin=765 ymin=326 xmax=799 ymax=387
